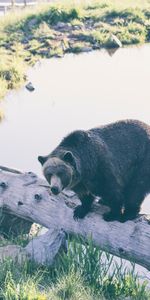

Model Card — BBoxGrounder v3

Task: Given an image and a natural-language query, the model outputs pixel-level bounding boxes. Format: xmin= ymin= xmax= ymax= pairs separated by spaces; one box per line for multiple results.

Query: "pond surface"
xmin=1 ymin=43 xmax=150 ymax=279
xmin=1 ymin=44 xmax=150 ymax=211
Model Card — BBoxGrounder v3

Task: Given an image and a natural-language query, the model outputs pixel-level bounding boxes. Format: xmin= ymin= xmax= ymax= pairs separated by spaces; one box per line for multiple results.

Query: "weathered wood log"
xmin=0 ymin=244 xmax=28 ymax=264
xmin=25 ymin=228 xmax=67 ymax=265
xmin=0 ymin=166 xmax=33 ymax=237
xmin=0 ymin=228 xmax=67 ymax=265
xmin=0 ymin=167 xmax=150 ymax=270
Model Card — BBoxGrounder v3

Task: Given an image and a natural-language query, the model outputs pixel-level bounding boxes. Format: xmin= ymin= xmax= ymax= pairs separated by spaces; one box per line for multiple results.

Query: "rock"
xmin=25 ymin=82 xmax=35 ymax=92
xmin=38 ymin=49 xmax=50 ymax=56
xmin=93 ymin=21 xmax=105 ymax=29
xmin=72 ymin=24 xmax=84 ymax=31
xmin=24 ymin=56 xmax=32 ymax=62
xmin=27 ymin=18 xmax=38 ymax=30
xmin=93 ymin=43 xmax=100 ymax=50
xmin=53 ymin=53 xmax=64 ymax=58
xmin=106 ymin=48 xmax=119 ymax=57
xmin=54 ymin=22 xmax=72 ymax=32
xmin=81 ymin=46 xmax=92 ymax=52
xmin=85 ymin=19 xmax=94 ymax=29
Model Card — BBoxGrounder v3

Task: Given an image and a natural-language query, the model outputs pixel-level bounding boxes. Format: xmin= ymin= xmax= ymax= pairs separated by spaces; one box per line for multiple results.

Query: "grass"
xmin=1 ymin=2 xmax=150 ymax=297
xmin=0 ymin=0 xmax=150 ymax=100
xmin=0 ymin=235 xmax=149 ymax=300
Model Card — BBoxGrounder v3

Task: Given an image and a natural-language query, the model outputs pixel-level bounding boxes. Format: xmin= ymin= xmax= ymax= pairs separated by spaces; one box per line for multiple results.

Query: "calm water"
xmin=1 ymin=44 xmax=150 ymax=279
xmin=1 ymin=44 xmax=150 ymax=211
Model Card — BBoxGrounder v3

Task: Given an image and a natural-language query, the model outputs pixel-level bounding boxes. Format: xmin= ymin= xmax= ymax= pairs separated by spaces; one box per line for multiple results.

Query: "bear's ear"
xmin=63 ymin=151 xmax=76 ymax=167
xmin=38 ymin=155 xmax=47 ymax=165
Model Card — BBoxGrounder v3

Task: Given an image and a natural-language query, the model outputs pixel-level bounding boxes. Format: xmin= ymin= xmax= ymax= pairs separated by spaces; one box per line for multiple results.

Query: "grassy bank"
xmin=0 ymin=0 xmax=150 ymax=101
xmin=1 ymin=2 xmax=150 ymax=297
xmin=0 ymin=234 xmax=149 ymax=300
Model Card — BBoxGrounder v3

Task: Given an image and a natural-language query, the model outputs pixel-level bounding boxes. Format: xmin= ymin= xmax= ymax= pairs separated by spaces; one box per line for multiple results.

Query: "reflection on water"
xmin=0 ymin=44 xmax=150 ymax=205
xmin=0 ymin=44 xmax=150 ymax=279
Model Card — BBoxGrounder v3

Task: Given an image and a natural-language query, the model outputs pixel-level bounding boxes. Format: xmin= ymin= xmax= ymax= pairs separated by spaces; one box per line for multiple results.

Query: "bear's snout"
xmin=50 ymin=175 xmax=63 ymax=195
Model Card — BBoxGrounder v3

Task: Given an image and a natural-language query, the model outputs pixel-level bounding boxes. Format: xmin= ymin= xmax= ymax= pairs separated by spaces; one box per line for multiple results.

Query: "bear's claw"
xmin=73 ymin=205 xmax=87 ymax=220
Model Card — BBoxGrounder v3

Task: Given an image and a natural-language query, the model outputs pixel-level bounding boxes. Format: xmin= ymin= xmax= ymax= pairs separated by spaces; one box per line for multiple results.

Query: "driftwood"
xmin=0 ymin=166 xmax=150 ymax=269
xmin=0 ymin=228 xmax=67 ymax=265
xmin=0 ymin=166 xmax=33 ymax=237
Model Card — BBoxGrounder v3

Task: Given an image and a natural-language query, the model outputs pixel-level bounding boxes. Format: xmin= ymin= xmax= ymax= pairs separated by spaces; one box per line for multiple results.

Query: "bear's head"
xmin=38 ymin=151 xmax=80 ymax=195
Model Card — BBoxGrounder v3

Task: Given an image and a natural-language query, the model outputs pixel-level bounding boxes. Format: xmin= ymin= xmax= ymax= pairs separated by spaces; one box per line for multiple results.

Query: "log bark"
xmin=0 ymin=167 xmax=150 ymax=270
xmin=0 ymin=229 xmax=67 ymax=265
xmin=0 ymin=166 xmax=33 ymax=237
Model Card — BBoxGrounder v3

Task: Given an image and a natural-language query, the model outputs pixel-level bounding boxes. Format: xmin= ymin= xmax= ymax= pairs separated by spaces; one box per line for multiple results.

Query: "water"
xmin=1 ymin=43 xmax=150 ymax=280
xmin=1 ymin=45 xmax=150 ymax=194
xmin=1 ymin=44 xmax=150 ymax=210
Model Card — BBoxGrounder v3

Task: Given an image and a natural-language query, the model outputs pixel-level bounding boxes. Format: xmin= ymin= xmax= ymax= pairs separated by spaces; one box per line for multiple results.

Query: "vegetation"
xmin=0 ymin=0 xmax=150 ymax=99
xmin=0 ymin=1 xmax=150 ymax=297
xmin=0 ymin=235 xmax=149 ymax=300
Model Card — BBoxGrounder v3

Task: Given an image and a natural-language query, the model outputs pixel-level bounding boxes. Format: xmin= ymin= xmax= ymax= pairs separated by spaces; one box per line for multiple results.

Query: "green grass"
xmin=0 ymin=1 xmax=150 ymax=297
xmin=0 ymin=0 xmax=150 ymax=99
xmin=0 ymin=235 xmax=149 ymax=300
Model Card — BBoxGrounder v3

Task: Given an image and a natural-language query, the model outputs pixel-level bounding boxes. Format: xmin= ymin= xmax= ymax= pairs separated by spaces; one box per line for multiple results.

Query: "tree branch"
xmin=0 ymin=167 xmax=150 ymax=270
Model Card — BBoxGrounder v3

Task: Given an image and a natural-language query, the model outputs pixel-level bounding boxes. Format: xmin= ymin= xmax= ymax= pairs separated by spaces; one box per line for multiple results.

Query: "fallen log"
xmin=0 ymin=166 xmax=33 ymax=237
xmin=0 ymin=228 xmax=67 ymax=265
xmin=0 ymin=166 xmax=150 ymax=269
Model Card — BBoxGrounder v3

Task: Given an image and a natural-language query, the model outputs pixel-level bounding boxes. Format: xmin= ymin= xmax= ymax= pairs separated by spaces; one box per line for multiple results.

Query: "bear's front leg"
xmin=73 ymin=193 xmax=95 ymax=220
xmin=103 ymin=197 xmax=123 ymax=222
xmin=103 ymin=209 xmax=122 ymax=222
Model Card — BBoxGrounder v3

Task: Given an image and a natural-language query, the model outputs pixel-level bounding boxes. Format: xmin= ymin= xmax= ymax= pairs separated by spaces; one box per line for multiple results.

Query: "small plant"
xmin=48 ymin=272 xmax=95 ymax=300
xmin=2 ymin=271 xmax=47 ymax=300
xmin=91 ymin=30 xmax=109 ymax=45
xmin=34 ymin=22 xmax=54 ymax=39
xmin=50 ymin=45 xmax=63 ymax=57
xmin=70 ymin=42 xmax=85 ymax=53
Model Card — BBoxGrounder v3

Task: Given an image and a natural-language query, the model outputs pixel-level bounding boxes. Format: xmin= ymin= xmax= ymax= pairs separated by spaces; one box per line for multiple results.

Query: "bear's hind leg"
xmin=122 ymin=194 xmax=144 ymax=222
xmin=102 ymin=188 xmax=124 ymax=222
xmin=122 ymin=173 xmax=150 ymax=222
xmin=103 ymin=200 xmax=122 ymax=222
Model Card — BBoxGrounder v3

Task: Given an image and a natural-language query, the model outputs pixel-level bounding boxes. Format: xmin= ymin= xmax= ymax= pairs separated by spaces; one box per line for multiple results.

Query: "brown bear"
xmin=38 ymin=119 xmax=150 ymax=222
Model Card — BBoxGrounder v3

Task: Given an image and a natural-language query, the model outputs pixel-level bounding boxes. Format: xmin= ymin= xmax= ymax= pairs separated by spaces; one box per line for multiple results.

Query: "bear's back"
xmin=89 ymin=119 xmax=150 ymax=178
xmin=89 ymin=119 xmax=150 ymax=150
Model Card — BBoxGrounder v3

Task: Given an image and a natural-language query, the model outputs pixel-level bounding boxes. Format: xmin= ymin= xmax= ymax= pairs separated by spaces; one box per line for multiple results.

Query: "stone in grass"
xmin=27 ymin=18 xmax=38 ymax=30
xmin=72 ymin=24 xmax=84 ymax=31
xmin=25 ymin=82 xmax=35 ymax=92
xmin=54 ymin=22 xmax=72 ymax=32
xmin=81 ymin=46 xmax=92 ymax=52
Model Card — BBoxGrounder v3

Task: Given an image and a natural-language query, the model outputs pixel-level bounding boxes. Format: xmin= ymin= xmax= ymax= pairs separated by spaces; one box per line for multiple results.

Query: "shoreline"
xmin=0 ymin=0 xmax=150 ymax=101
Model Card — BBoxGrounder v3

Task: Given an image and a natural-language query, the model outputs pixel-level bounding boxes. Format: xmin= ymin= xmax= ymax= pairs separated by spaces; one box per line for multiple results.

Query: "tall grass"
xmin=0 ymin=236 xmax=149 ymax=300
